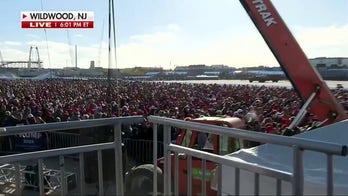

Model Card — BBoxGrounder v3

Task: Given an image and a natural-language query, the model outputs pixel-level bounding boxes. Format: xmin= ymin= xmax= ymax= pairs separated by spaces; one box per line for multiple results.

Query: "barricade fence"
xmin=148 ymin=116 xmax=347 ymax=196
xmin=47 ymin=131 xmax=80 ymax=149
xmin=0 ymin=116 xmax=346 ymax=195
xmin=123 ymin=138 xmax=164 ymax=165
xmin=0 ymin=116 xmax=143 ymax=195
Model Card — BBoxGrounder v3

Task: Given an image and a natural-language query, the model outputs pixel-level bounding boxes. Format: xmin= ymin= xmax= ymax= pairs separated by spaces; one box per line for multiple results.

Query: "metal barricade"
xmin=0 ymin=115 xmax=346 ymax=195
xmin=148 ymin=116 xmax=347 ymax=196
xmin=47 ymin=131 xmax=80 ymax=149
xmin=0 ymin=116 xmax=143 ymax=195
xmin=124 ymin=138 xmax=164 ymax=165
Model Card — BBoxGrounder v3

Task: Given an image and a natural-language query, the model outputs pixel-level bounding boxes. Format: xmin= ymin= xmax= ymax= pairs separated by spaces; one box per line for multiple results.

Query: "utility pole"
xmin=75 ymin=44 xmax=77 ymax=69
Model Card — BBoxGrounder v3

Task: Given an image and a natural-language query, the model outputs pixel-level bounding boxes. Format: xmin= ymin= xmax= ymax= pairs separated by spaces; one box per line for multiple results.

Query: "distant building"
xmin=122 ymin=67 xmax=163 ymax=76
xmin=174 ymin=64 xmax=234 ymax=76
xmin=90 ymin=60 xmax=95 ymax=69
xmin=309 ymin=57 xmax=348 ymax=69
xmin=145 ymin=72 xmax=160 ymax=77
xmin=308 ymin=57 xmax=348 ymax=80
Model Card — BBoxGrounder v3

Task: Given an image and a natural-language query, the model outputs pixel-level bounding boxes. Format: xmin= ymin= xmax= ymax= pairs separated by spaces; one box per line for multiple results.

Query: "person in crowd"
xmin=0 ymin=79 xmax=346 ymax=137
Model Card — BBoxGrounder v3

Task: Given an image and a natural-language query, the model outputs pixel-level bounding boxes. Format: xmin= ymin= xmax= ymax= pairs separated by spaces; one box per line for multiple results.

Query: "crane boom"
xmin=240 ymin=0 xmax=347 ymax=125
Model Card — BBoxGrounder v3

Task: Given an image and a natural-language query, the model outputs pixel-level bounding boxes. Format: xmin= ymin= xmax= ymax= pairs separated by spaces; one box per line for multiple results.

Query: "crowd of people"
xmin=0 ymin=79 xmax=347 ymax=136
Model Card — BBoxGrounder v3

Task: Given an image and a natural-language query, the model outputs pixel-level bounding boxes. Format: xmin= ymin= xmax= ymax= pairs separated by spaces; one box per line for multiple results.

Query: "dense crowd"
xmin=0 ymin=79 xmax=347 ymax=136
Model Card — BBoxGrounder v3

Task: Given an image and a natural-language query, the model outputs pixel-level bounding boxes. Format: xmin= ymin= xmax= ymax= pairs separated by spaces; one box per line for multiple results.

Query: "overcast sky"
xmin=0 ymin=0 xmax=347 ymax=69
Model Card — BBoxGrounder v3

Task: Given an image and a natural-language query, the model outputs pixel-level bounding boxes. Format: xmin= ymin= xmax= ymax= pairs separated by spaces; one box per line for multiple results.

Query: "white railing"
xmin=149 ymin=116 xmax=347 ymax=196
xmin=0 ymin=116 xmax=346 ymax=195
xmin=0 ymin=116 xmax=143 ymax=195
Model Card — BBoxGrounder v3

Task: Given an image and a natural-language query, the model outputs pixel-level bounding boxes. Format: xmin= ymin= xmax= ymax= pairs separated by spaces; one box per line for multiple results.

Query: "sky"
xmin=0 ymin=0 xmax=347 ymax=70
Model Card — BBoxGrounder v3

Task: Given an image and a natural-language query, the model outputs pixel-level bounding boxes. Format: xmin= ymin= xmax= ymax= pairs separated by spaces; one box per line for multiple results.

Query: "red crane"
xmin=240 ymin=0 xmax=347 ymax=126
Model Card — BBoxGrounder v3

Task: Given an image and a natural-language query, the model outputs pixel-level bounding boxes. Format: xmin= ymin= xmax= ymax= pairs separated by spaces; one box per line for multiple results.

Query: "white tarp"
xmin=221 ymin=120 xmax=348 ymax=195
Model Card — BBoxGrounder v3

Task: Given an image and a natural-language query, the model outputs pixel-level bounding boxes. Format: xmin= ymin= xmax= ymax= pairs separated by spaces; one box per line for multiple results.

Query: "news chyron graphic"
xmin=21 ymin=11 xmax=94 ymax=29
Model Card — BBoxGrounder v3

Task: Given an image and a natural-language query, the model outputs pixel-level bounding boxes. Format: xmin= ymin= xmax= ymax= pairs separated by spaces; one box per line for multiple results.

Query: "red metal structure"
xmin=125 ymin=117 xmax=245 ymax=195
xmin=240 ymin=0 xmax=347 ymax=125
xmin=169 ymin=117 xmax=245 ymax=195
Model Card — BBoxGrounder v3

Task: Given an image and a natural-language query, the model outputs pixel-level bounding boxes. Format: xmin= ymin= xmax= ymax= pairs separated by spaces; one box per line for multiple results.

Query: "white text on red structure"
xmin=252 ymin=0 xmax=277 ymax=26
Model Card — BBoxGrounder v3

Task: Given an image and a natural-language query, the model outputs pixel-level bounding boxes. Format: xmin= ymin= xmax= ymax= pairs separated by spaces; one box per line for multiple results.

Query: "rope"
xmin=40 ymin=0 xmax=52 ymax=71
